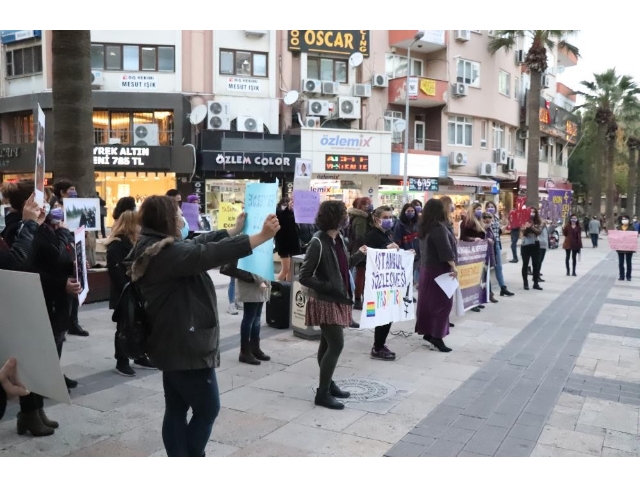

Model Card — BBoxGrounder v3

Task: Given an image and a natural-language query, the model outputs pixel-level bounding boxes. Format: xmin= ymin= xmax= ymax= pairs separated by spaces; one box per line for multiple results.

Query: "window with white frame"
xmin=507 ymin=128 xmax=514 ymax=154
xmin=480 ymin=120 xmax=488 ymax=149
xmin=516 ymin=136 xmax=525 ymax=158
xmin=385 ymin=54 xmax=423 ymax=79
xmin=498 ymin=70 xmax=511 ymax=96
xmin=448 ymin=116 xmax=473 ymax=147
xmin=492 ymin=122 xmax=505 ymax=149
xmin=515 ymin=77 xmax=520 ymax=102
xmin=5 ymin=45 xmax=43 ymax=77
xmin=456 ymin=59 xmax=480 ymax=87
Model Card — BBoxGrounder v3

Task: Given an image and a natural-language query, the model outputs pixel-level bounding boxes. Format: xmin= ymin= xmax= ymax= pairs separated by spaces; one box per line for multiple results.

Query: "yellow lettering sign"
xmin=219 ymin=203 xmax=242 ymax=230
xmin=420 ymin=78 xmax=436 ymax=96
xmin=288 ymin=30 xmax=369 ymax=57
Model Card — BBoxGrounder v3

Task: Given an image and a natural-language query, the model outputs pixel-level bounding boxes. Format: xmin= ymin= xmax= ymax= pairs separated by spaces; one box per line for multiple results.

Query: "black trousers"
xmin=374 ymin=323 xmax=392 ymax=350
xmin=618 ymin=252 xmax=633 ymax=279
xmin=521 ymin=243 xmax=540 ymax=284
xmin=565 ymin=249 xmax=578 ymax=273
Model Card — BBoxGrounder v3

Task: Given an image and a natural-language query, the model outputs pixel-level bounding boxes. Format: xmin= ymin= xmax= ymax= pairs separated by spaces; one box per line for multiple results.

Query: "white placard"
xmin=359 ymin=249 xmax=415 ymax=329
xmin=435 ymin=273 xmax=459 ymax=299
xmin=64 ymin=198 xmax=100 ymax=231
xmin=0 ymin=270 xmax=70 ymax=405
xmin=74 ymin=227 xmax=89 ymax=307
xmin=34 ymin=104 xmax=46 ymax=206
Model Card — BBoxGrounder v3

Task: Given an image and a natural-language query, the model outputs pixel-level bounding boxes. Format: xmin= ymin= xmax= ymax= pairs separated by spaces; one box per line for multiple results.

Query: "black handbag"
xmin=220 ymin=260 xmax=255 ymax=283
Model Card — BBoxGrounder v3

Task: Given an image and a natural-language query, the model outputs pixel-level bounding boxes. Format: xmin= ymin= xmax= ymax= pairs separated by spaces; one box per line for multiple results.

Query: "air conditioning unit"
xmin=494 ymin=148 xmax=508 ymax=164
xmin=133 ymin=124 xmax=159 ymax=146
xmin=302 ymin=78 xmax=322 ymax=94
xmin=519 ymin=130 xmax=529 ymax=140
xmin=479 ymin=162 xmax=497 ymax=177
xmin=450 ymin=151 xmax=468 ymax=167
xmin=372 ymin=74 xmax=389 ymax=88
xmin=207 ymin=101 xmax=231 ymax=130
xmin=237 ymin=116 xmax=264 ymax=133
xmin=338 ymin=96 xmax=361 ymax=119
xmin=322 ymin=81 xmax=339 ymax=95
xmin=307 ymin=99 xmax=330 ymax=117
xmin=516 ymin=50 xmax=525 ymax=65
xmin=305 ymin=116 xmax=321 ymax=128
xmin=541 ymin=75 xmax=550 ymax=88
xmin=352 ymin=83 xmax=372 ymax=98
xmin=506 ymin=157 xmax=515 ymax=172
xmin=454 ymin=30 xmax=471 ymax=41
xmin=90 ymin=70 xmax=104 ymax=87
xmin=452 ymin=83 xmax=468 ymax=97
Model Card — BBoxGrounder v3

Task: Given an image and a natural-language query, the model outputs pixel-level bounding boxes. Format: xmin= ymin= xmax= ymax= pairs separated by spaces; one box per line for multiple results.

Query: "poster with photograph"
xmin=295 ymin=158 xmax=312 ymax=178
xmin=34 ymin=104 xmax=46 ymax=206
xmin=74 ymin=227 xmax=89 ymax=306
xmin=64 ymin=198 xmax=100 ymax=231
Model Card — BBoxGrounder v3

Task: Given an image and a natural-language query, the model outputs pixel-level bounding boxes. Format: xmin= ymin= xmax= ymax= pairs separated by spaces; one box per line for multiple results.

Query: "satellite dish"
xmin=394 ymin=119 xmax=407 ymax=133
xmin=189 ymin=105 xmax=207 ymax=125
xmin=283 ymin=90 xmax=299 ymax=106
xmin=349 ymin=52 xmax=364 ymax=68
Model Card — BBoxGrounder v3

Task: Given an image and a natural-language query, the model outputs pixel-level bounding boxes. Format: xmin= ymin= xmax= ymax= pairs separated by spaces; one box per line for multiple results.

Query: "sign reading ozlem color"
xmin=288 ymin=30 xmax=370 ymax=57
xmin=120 ymin=74 xmax=157 ymax=90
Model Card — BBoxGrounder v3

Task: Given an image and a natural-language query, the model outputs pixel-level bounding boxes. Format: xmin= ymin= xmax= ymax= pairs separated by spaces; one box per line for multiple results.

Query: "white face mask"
xmin=622 ymin=219 xmax=630 ymax=225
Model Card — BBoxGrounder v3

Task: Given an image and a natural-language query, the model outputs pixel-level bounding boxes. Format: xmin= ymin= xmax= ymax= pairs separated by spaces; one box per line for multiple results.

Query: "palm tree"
xmin=488 ymin=31 xmax=579 ymax=208
xmin=51 ymin=30 xmax=95 ymax=197
xmin=576 ymin=69 xmax=640 ymax=228
xmin=626 ymin=137 xmax=638 ymax=215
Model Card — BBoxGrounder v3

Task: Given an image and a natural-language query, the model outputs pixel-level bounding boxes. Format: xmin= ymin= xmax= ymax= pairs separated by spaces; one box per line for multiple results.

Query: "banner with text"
xmin=359 ymin=249 xmax=415 ymax=329
xmin=608 ymin=230 xmax=638 ymax=252
xmin=218 ymin=202 xmax=242 ymax=230
xmin=541 ymin=189 xmax=572 ymax=222
xmin=456 ymin=241 xmax=489 ymax=313
xmin=292 ymin=190 xmax=320 ymax=224
xmin=238 ymin=180 xmax=279 ymax=281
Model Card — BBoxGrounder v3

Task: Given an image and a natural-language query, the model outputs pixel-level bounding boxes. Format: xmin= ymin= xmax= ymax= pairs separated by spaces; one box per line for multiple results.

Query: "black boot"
xmin=490 ymin=293 xmax=498 ymax=303
xmin=239 ymin=340 xmax=260 ymax=365
xmin=68 ymin=321 xmax=89 ymax=337
xmin=251 ymin=338 xmax=271 ymax=361
xmin=353 ymin=299 xmax=363 ymax=311
xmin=431 ymin=338 xmax=452 ymax=353
xmin=523 ymin=280 xmax=530 ymax=290
xmin=330 ymin=380 xmax=351 ymax=399
xmin=500 ymin=286 xmax=514 ymax=297
xmin=38 ymin=408 xmax=59 ymax=429
xmin=64 ymin=375 xmax=78 ymax=389
xmin=349 ymin=320 xmax=360 ymax=329
xmin=315 ymin=388 xmax=345 ymax=410
xmin=533 ymin=283 xmax=543 ymax=290
xmin=17 ymin=411 xmax=54 ymax=437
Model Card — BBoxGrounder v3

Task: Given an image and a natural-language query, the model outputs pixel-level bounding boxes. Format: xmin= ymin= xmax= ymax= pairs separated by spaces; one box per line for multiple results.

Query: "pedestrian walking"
xmin=562 ymin=214 xmax=582 ymax=277
xmin=588 ymin=215 xmax=601 ymax=248
xmin=616 ymin=215 xmax=636 ymax=281
xmin=299 ymin=201 xmax=366 ymax=410
xmin=521 ymin=207 xmax=543 ymax=290
xmin=508 ymin=207 xmax=521 ymax=263
xmin=538 ymin=220 xmax=550 ymax=278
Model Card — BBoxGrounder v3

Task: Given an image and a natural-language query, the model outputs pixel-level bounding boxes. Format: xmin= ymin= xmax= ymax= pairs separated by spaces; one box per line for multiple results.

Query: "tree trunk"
xmin=605 ymin=121 xmax=617 ymax=229
xmin=591 ymin=124 xmax=606 ymax=217
xmin=636 ymin=148 xmax=640 ymax=219
xmin=52 ymin=31 xmax=95 ymax=197
xmin=627 ymin=143 xmax=637 ymax=216
xmin=526 ymin=69 xmax=542 ymax=208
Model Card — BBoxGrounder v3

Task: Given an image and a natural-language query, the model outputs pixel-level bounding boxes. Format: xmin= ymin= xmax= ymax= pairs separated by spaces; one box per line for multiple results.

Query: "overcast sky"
xmin=556 ymin=31 xmax=638 ymax=98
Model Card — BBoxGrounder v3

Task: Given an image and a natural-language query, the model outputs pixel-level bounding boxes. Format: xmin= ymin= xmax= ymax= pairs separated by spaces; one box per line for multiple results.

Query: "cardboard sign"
xmin=218 ymin=202 xmax=242 ymax=230
xmin=74 ymin=227 xmax=89 ymax=306
xmin=34 ymin=104 xmax=45 ymax=206
xmin=456 ymin=240 xmax=489 ymax=313
xmin=292 ymin=190 xmax=320 ymax=224
xmin=609 ymin=230 xmax=638 ymax=252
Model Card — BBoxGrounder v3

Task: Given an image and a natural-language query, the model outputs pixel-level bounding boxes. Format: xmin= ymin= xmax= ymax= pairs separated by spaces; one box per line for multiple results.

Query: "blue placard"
xmin=1 ymin=30 xmax=41 ymax=44
xmin=237 ymin=180 xmax=279 ymax=281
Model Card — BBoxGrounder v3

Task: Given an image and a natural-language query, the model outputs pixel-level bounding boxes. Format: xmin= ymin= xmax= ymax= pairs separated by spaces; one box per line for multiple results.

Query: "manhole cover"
xmin=334 ymin=378 xmax=397 ymax=403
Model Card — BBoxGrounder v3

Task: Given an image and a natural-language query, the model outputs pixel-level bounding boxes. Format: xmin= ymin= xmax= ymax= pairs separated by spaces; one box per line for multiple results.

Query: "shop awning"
xmin=448 ymin=176 xmax=495 ymax=187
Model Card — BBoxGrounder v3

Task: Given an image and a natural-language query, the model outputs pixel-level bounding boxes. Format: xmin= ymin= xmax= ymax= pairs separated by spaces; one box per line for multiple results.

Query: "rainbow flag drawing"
xmin=366 ymin=302 xmax=376 ymax=317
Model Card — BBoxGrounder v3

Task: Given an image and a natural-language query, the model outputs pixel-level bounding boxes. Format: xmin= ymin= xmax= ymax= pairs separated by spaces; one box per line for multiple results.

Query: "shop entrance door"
xmin=414 ymin=121 xmax=425 ymax=151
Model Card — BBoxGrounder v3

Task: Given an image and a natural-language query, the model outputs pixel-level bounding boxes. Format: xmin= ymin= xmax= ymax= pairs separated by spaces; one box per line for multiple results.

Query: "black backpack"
xmin=111 ymin=280 xmax=151 ymax=360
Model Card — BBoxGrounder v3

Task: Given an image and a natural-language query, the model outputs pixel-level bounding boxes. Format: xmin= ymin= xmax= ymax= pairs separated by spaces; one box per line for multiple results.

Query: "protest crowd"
xmin=0 ymin=177 xmax=637 ymax=456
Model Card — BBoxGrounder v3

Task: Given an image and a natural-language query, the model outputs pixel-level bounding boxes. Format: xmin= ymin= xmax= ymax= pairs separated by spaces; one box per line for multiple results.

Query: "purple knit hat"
xmin=186 ymin=194 xmax=199 ymax=203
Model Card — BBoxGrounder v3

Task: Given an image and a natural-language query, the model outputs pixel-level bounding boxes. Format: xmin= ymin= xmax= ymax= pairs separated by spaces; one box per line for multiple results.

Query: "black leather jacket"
xmin=0 ymin=218 xmax=38 ymax=271
xmin=299 ymin=231 xmax=365 ymax=305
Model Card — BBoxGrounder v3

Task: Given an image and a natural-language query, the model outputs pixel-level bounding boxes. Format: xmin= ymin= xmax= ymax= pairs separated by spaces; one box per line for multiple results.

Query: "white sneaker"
xmin=235 ymin=301 xmax=244 ymax=310
xmin=227 ymin=303 xmax=239 ymax=315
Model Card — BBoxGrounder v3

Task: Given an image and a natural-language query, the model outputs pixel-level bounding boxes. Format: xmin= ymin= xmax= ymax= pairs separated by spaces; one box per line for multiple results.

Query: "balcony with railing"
xmin=388 ymin=76 xmax=448 ymax=108
xmin=391 ymin=137 xmax=441 ymax=154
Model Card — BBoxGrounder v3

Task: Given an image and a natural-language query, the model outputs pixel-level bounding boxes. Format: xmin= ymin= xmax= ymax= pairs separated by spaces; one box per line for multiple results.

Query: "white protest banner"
xmin=359 ymin=249 xmax=415 ymax=329
xmin=75 ymin=227 xmax=89 ymax=306
xmin=0 ymin=270 xmax=70 ymax=405
xmin=34 ymin=104 xmax=46 ymax=206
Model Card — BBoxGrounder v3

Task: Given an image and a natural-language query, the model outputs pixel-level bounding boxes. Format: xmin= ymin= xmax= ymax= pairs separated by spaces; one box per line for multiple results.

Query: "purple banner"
xmin=457 ymin=241 xmax=489 ymax=311
xmin=293 ymin=190 xmax=321 ymax=224
xmin=181 ymin=202 xmax=200 ymax=231
xmin=541 ymin=189 xmax=572 ymax=222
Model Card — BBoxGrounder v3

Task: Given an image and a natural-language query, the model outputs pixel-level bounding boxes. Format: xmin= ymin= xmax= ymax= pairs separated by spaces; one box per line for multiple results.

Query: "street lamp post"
xmin=402 ymin=30 xmax=425 ymax=204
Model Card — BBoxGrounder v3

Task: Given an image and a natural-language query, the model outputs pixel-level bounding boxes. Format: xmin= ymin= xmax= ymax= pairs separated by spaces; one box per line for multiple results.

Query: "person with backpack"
xmin=347 ymin=197 xmax=373 ymax=310
xmin=123 ymin=195 xmax=279 ymax=457
xmin=107 ymin=208 xmax=156 ymax=377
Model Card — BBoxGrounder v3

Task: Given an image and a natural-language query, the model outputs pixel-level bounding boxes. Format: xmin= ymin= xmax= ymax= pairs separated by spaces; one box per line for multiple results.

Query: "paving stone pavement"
xmin=2 ymin=238 xmax=639 ymax=457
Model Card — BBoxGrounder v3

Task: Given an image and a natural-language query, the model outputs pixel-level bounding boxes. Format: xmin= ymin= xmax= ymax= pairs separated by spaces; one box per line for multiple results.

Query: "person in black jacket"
xmin=2 ymin=180 xmax=80 ymax=437
xmin=106 ymin=208 xmax=155 ymax=377
xmin=124 ymin=195 xmax=280 ymax=457
xmin=365 ymin=206 xmax=403 ymax=361
xmin=299 ymin=201 xmax=366 ymax=410
xmin=275 ymin=197 xmax=301 ymax=281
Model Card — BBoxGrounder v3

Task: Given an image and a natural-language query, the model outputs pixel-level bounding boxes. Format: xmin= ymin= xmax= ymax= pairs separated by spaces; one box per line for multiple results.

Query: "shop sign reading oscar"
xmin=288 ymin=30 xmax=369 ymax=57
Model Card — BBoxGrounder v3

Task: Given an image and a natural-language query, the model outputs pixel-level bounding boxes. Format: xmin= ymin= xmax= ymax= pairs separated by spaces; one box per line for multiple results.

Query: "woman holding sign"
xmin=415 ymin=198 xmax=458 ymax=353
xmin=616 ymin=215 xmax=636 ymax=281
xmin=365 ymin=206 xmax=402 ymax=361
xmin=299 ymin=201 xmax=366 ymax=410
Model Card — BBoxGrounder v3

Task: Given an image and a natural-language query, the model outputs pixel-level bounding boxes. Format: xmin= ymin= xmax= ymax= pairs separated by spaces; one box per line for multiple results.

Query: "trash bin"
xmin=266 ymin=281 xmax=291 ymax=329
xmin=290 ymin=255 xmax=321 ymax=340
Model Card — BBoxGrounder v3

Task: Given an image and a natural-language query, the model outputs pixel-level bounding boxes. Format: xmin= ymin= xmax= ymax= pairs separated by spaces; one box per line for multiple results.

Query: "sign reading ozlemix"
xmin=288 ymin=30 xmax=369 ymax=57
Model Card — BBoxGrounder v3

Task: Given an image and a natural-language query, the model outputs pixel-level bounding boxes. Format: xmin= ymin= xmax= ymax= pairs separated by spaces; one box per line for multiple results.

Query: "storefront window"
xmin=310 ymin=179 xmax=360 ymax=208
xmin=95 ymin=171 xmax=176 ymax=228
xmin=93 ymin=110 xmax=174 ymax=146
